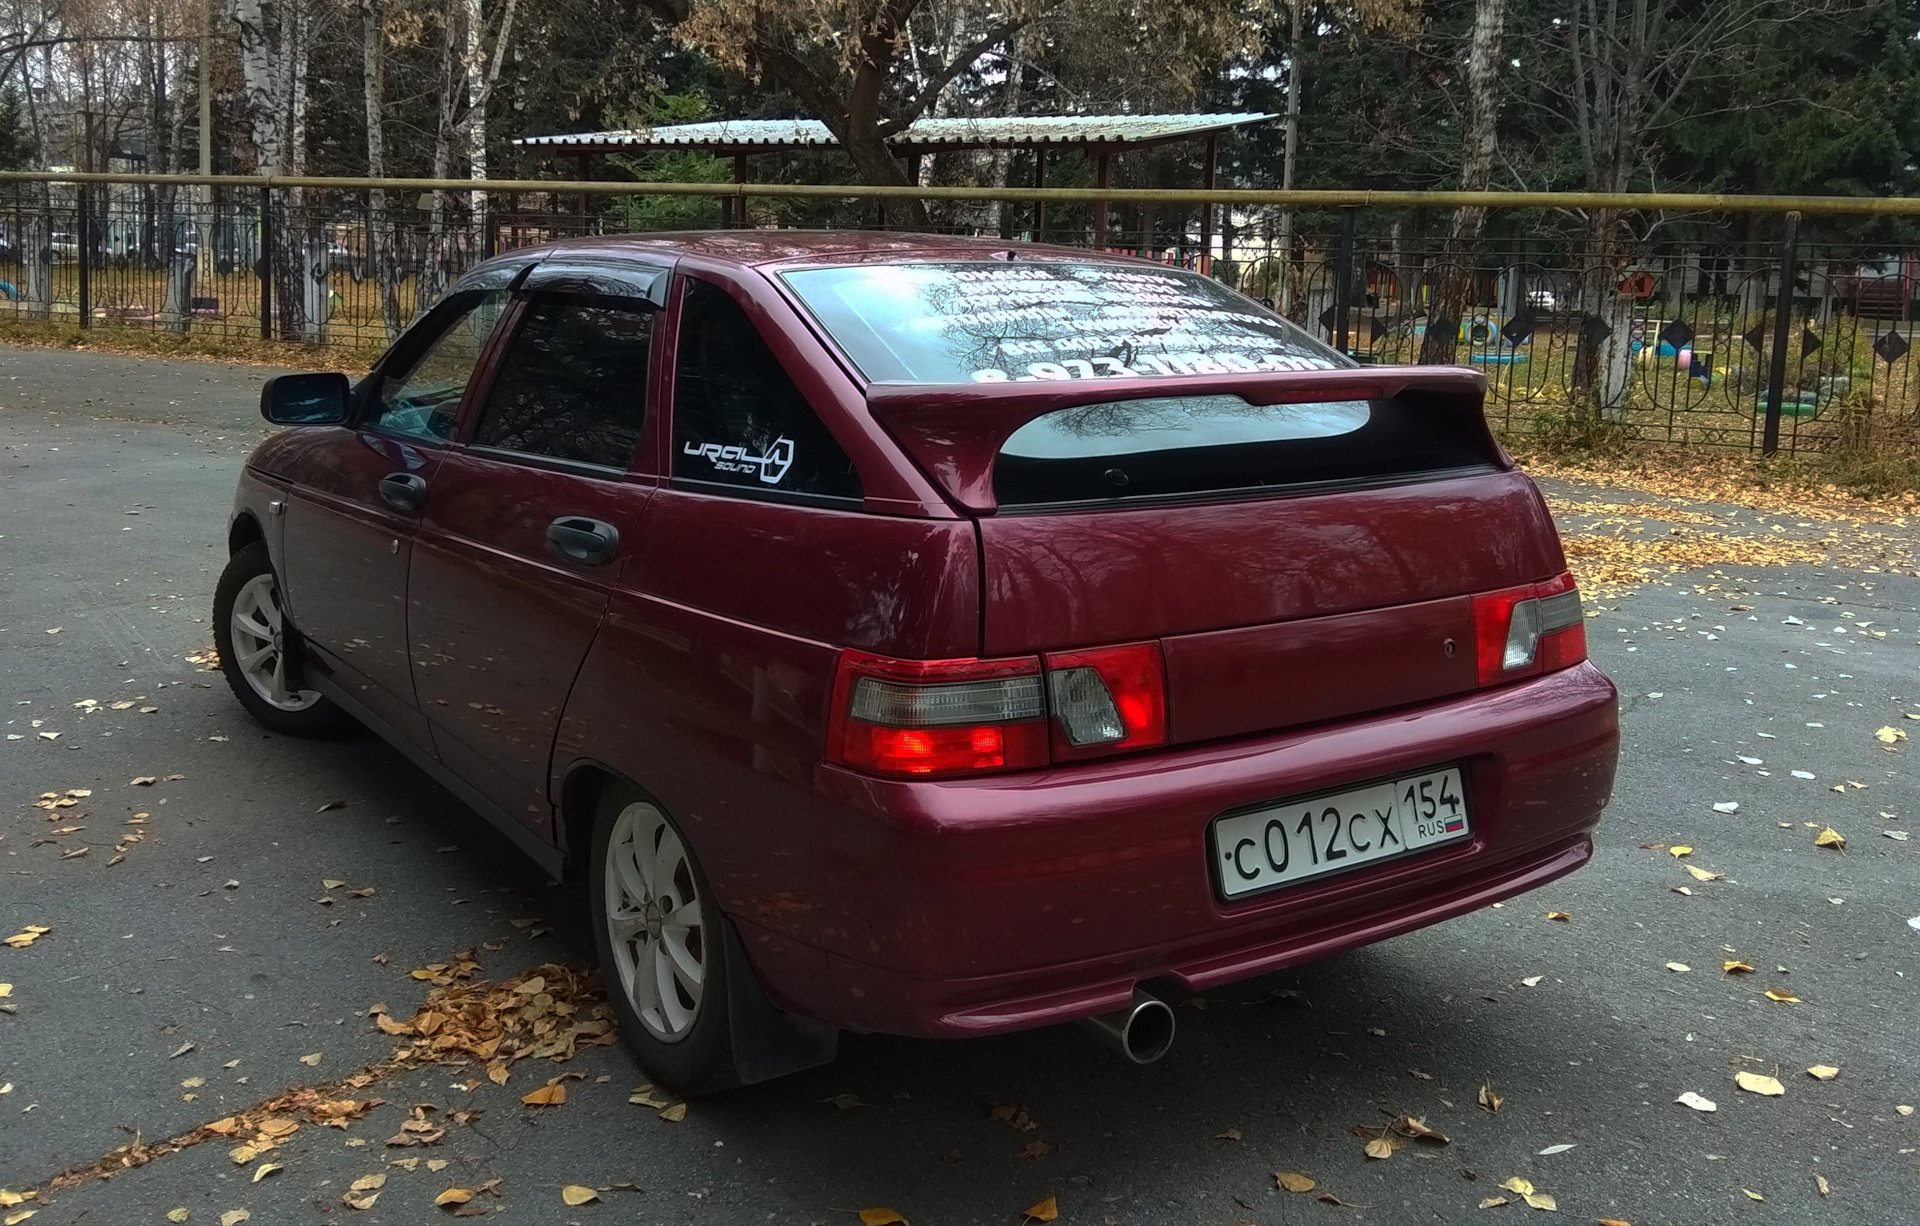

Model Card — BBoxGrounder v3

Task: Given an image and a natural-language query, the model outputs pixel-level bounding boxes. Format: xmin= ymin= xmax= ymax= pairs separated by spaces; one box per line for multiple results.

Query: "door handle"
xmin=547 ymin=516 xmax=620 ymax=566
xmin=378 ymin=472 xmax=428 ymax=514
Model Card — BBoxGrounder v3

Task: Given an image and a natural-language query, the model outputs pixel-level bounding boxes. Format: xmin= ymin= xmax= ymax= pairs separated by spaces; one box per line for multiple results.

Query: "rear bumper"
xmin=774 ymin=662 xmax=1617 ymax=1038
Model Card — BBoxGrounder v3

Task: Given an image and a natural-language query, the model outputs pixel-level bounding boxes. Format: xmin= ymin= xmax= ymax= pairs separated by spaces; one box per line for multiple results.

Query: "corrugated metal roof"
xmin=514 ymin=113 xmax=1277 ymax=152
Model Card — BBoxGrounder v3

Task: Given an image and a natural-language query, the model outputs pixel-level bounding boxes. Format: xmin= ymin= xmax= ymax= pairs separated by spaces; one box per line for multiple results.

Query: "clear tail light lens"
xmin=1472 ymin=571 xmax=1587 ymax=685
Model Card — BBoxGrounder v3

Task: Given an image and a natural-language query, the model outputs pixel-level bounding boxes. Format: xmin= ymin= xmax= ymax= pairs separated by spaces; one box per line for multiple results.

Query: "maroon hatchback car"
xmin=215 ymin=232 xmax=1618 ymax=1092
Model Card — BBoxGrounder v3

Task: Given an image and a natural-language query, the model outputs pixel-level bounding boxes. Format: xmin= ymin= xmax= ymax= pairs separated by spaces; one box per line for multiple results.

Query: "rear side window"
xmin=671 ymin=278 xmax=861 ymax=503
xmin=780 ymin=262 xmax=1343 ymax=385
xmin=470 ymin=295 xmax=654 ymax=470
xmin=995 ymin=391 xmax=1498 ymax=507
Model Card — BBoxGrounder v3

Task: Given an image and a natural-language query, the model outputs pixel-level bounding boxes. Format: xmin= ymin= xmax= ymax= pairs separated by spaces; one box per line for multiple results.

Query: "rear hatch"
xmin=781 ymin=259 xmax=1569 ymax=746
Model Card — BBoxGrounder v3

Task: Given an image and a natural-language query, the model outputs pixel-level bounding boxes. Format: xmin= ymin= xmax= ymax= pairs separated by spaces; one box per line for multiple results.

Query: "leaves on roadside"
xmin=1676 ymin=1091 xmax=1717 ymax=1112
xmin=1478 ymin=1196 xmax=1509 ymax=1209
xmin=1275 ymin=1172 xmax=1316 ymax=1193
xmin=1536 ymin=1143 xmax=1575 ymax=1156
xmin=1021 ymin=1195 xmax=1059 ymax=1223
xmin=1722 ymin=960 xmax=1755 ymax=974
xmin=560 ymin=1186 xmax=598 ymax=1207
xmin=1814 ymin=827 xmax=1846 ymax=849
xmin=1808 ymin=1065 xmax=1840 ymax=1080
xmin=988 ymin=1100 xmax=1039 ymax=1132
xmin=858 ymin=1211 xmax=906 ymax=1226
xmin=1684 ymin=865 xmax=1724 ymax=881
xmin=250 ymin=1163 xmax=281 ymax=1183
xmin=435 ymin=1189 xmax=473 ymax=1207
xmin=1875 ymin=725 xmax=1908 ymax=744
xmin=657 ymin=1101 xmax=688 ymax=1122
xmin=350 ymin=1174 xmax=387 ymax=1193
xmin=1545 ymin=911 xmax=1571 ymax=921
xmin=1363 ymin=1137 xmax=1396 ymax=1159
xmin=4 ymin=926 xmax=51 ymax=948
xmin=1735 ymin=1071 xmax=1785 ymax=1097
xmin=1765 ymin=989 xmax=1801 ymax=1003
xmin=1666 ymin=962 xmax=1690 ymax=972
xmin=1668 ymin=846 xmax=1693 ymax=858
xmin=1478 ymin=1083 xmax=1503 ymax=1113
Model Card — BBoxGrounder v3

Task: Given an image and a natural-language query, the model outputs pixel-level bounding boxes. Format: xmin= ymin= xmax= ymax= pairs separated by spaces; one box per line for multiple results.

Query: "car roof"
xmin=482 ymin=230 xmax=1173 ymax=273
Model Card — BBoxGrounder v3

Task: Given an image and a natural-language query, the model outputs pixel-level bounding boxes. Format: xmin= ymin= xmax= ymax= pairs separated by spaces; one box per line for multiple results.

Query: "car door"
xmin=278 ymin=284 xmax=513 ymax=746
xmin=407 ymin=255 xmax=669 ymax=838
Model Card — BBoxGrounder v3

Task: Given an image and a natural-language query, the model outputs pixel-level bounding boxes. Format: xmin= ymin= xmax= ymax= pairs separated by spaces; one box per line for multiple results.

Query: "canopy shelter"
xmin=512 ymin=112 xmax=1277 ymax=247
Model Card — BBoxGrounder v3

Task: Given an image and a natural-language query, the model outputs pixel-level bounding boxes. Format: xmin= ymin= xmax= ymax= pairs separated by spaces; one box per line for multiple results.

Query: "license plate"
xmin=1210 ymin=766 xmax=1470 ymax=901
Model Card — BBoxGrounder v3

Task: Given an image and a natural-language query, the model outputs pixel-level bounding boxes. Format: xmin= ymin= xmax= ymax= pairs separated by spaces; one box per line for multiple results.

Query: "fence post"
xmin=258 ymin=186 xmax=273 ymax=341
xmin=1762 ymin=210 xmax=1800 ymax=456
xmin=76 ymin=184 xmax=90 ymax=329
xmin=1333 ymin=205 xmax=1357 ymax=355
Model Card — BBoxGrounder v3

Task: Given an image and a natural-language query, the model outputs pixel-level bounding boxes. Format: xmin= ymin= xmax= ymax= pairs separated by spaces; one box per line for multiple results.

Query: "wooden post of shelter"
xmin=1032 ymin=147 xmax=1048 ymax=240
xmin=1093 ymin=148 xmax=1111 ymax=249
xmin=1199 ymin=133 xmax=1218 ymax=275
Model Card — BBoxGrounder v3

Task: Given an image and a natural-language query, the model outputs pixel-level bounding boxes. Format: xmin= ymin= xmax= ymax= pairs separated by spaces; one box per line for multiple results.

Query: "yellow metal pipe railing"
xmin=2 ymin=170 xmax=1919 ymax=215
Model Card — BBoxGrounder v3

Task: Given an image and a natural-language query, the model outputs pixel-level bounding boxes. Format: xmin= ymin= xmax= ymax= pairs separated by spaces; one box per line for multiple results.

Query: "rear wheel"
xmin=589 ymin=783 xmax=743 ymax=1095
xmin=213 ymin=542 xmax=353 ymax=737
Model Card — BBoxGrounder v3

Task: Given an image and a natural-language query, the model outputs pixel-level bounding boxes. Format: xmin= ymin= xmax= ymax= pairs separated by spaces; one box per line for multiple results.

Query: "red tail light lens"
xmin=827 ymin=652 xmax=1049 ymax=777
xmin=1043 ymin=642 xmax=1168 ymax=759
xmin=1471 ymin=571 xmax=1587 ymax=685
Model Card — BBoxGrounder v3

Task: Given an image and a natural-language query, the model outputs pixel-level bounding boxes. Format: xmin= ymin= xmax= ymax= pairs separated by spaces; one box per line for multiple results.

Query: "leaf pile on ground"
xmin=372 ymin=960 xmax=617 ymax=1084
xmin=23 ymin=959 xmax=613 ymax=1200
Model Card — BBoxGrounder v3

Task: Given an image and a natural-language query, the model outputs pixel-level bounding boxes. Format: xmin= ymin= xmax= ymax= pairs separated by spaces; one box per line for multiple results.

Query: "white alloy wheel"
xmin=604 ymin=802 xmax=708 ymax=1042
xmin=228 ymin=572 xmax=321 ymax=711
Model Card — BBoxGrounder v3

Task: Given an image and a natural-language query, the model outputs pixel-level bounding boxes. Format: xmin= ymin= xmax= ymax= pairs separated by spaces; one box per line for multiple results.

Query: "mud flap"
xmin=723 ymin=918 xmax=838 ymax=1085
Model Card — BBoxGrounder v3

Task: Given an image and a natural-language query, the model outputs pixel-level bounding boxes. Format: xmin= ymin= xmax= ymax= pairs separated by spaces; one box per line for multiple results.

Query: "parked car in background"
xmin=216 ymin=233 xmax=1619 ymax=1093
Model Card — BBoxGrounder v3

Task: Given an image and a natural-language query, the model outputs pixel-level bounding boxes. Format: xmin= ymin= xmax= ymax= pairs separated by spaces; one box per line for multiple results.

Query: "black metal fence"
xmin=3 ymin=177 xmax=1917 ymax=458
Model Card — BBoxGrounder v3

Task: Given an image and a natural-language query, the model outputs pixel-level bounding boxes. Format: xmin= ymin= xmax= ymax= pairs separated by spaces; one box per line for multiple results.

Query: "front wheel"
xmin=590 ymin=784 xmax=744 ymax=1095
xmin=212 ymin=541 xmax=353 ymax=737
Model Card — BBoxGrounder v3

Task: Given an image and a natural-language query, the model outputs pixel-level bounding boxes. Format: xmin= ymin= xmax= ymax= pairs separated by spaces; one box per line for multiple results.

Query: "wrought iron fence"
xmin=3 ymin=173 xmax=1918 ymax=458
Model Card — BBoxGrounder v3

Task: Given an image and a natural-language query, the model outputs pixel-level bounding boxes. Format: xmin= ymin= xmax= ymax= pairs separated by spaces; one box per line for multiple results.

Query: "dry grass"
xmin=0 ymin=316 xmax=380 ymax=374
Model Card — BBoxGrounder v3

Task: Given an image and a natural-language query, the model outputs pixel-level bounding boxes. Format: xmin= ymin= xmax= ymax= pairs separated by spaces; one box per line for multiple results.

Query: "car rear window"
xmin=994 ymin=391 xmax=1499 ymax=508
xmin=780 ymin=261 xmax=1343 ymax=384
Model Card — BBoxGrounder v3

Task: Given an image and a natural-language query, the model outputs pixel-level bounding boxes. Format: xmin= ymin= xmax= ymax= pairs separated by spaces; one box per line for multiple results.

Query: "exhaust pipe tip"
xmin=1078 ymin=989 xmax=1177 ymax=1065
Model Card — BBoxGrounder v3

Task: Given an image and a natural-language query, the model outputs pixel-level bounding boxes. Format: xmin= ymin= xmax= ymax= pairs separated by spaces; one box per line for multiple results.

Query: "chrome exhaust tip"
xmin=1078 ymin=989 xmax=1177 ymax=1064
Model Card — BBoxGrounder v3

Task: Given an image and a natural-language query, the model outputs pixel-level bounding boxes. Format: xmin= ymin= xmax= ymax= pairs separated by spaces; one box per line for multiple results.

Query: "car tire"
xmin=589 ymin=782 xmax=744 ymax=1096
xmin=212 ymin=541 xmax=354 ymax=737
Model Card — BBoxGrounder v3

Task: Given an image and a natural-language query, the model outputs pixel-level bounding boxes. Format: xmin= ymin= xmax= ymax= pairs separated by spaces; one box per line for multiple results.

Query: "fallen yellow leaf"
xmin=1808 ymin=1065 xmax=1840 ymax=1080
xmin=521 ymin=1081 xmax=567 ymax=1107
xmin=1022 ymin=1196 xmax=1059 ymax=1223
xmin=220 ymin=1213 xmax=249 ymax=1226
xmin=1743 ymin=1189 xmax=1765 ymax=1201
xmin=1276 ymin=1172 xmax=1315 ymax=1193
xmin=1478 ymin=1083 xmax=1503 ymax=1113
xmin=1500 ymin=1177 xmax=1535 ymax=1196
xmin=658 ymin=1102 xmax=687 ymax=1122
xmin=341 ymin=1191 xmax=379 ymax=1211
xmin=1545 ymin=911 xmax=1571 ymax=921
xmin=349 ymin=1174 xmax=386 ymax=1193
xmin=1668 ymin=846 xmax=1693 ymax=858
xmin=560 ymin=1186 xmax=599 ymax=1206
xmin=1735 ymin=1071 xmax=1785 ymax=1096
xmin=1765 ymin=989 xmax=1801 ymax=1003
xmin=1363 ymin=1137 xmax=1395 ymax=1159
xmin=1666 ymin=962 xmax=1691 ymax=973
xmin=1479 ymin=1197 xmax=1509 ymax=1209
xmin=433 ymin=1189 xmax=472 ymax=1206
xmin=1875 ymin=726 xmax=1907 ymax=744
xmin=1815 ymin=1174 xmax=1831 ymax=1197
xmin=1684 ymin=864 xmax=1723 ymax=881
xmin=3 ymin=1213 xmax=33 ymax=1226
xmin=1522 ymin=1191 xmax=1557 ymax=1211
xmin=1723 ymin=960 xmax=1755 ymax=974
xmin=167 ymin=1211 xmax=189 ymax=1223
xmin=858 ymin=1211 xmax=907 ymax=1226
xmin=1814 ymin=827 xmax=1846 ymax=849
xmin=298 ymin=1052 xmax=322 ymax=1066
xmin=1597 ymin=1220 xmax=1631 ymax=1226
xmin=250 ymin=1163 xmax=281 ymax=1183
xmin=227 ymin=1145 xmax=259 ymax=1165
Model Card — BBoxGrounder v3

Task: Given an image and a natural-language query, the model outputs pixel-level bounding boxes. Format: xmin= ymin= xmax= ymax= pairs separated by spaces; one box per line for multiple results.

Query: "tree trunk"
xmin=1277 ymin=0 xmax=1302 ymax=314
xmin=1571 ymin=208 xmax=1635 ymax=420
xmin=362 ymin=0 xmax=401 ymax=341
xmin=422 ymin=0 xmax=458 ymax=307
xmin=1419 ymin=0 xmax=1505 ymax=365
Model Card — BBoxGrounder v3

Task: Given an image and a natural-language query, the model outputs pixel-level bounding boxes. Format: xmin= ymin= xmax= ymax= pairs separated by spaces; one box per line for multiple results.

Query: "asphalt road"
xmin=2 ymin=344 xmax=1918 ymax=1226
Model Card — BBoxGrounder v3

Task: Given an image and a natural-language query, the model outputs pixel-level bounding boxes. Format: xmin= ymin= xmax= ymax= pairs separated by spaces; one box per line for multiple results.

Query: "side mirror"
xmin=261 ymin=372 xmax=351 ymax=425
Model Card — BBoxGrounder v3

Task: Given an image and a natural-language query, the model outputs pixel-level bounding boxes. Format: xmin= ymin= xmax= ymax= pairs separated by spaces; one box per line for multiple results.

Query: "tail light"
xmin=828 ymin=652 xmax=1049 ymax=776
xmin=827 ymin=641 xmax=1167 ymax=778
xmin=1044 ymin=642 xmax=1167 ymax=758
xmin=1472 ymin=571 xmax=1587 ymax=685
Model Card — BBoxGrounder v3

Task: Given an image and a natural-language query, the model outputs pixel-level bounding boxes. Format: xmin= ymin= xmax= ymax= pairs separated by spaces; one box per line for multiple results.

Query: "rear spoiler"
xmin=865 ymin=365 xmax=1494 ymax=513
